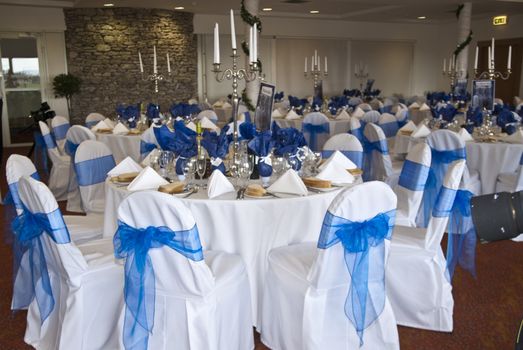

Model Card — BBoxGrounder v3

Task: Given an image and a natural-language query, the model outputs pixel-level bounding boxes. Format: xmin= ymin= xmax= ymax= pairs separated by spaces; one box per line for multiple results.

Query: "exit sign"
xmin=493 ymin=15 xmax=508 ymax=26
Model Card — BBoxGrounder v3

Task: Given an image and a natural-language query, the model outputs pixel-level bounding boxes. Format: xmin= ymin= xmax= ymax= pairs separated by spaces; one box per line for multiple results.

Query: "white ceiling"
xmin=1 ymin=0 xmax=523 ymax=23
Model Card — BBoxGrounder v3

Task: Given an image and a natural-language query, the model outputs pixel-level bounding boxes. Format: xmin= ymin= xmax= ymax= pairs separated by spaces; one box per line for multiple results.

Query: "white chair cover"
xmin=261 ymin=181 xmax=399 ymax=349
xmin=75 ymin=140 xmax=115 ymax=214
xmin=393 ymin=143 xmax=431 ymax=227
xmin=349 ymin=116 xmax=365 ymax=144
xmin=302 ymin=112 xmax=330 ymax=152
xmin=358 ymin=103 xmax=372 ymax=112
xmin=5 ymin=154 xmax=103 ymax=244
xmin=361 ymin=110 xmax=381 ymax=124
xmin=197 ymin=109 xmax=218 ymax=123
xmin=38 ymin=121 xmax=69 ymax=200
xmin=387 ymin=160 xmax=466 ymax=332
xmin=115 ymin=191 xmax=253 ymax=350
xmin=363 ymin=123 xmax=392 ymax=182
xmin=64 ymin=125 xmax=96 ymax=213
xmin=378 ymin=113 xmax=399 ymax=139
xmin=140 ymin=125 xmax=160 ymax=160
xmin=85 ymin=112 xmax=106 ymax=129
xmin=322 ymin=133 xmax=364 ymax=169
xmin=51 ymin=116 xmax=70 ymax=155
xmin=16 ymin=176 xmax=122 ymax=350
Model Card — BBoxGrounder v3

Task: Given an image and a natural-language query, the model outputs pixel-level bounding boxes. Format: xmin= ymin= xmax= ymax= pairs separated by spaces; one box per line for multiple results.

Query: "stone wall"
xmin=64 ymin=8 xmax=197 ymax=124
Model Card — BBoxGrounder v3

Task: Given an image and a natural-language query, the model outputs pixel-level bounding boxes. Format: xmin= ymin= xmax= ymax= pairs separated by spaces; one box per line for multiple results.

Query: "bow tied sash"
xmin=303 ymin=123 xmax=330 ymax=151
xmin=11 ymin=206 xmax=70 ymax=324
xmin=317 ymin=209 xmax=395 ymax=346
xmin=114 ymin=221 xmax=203 ymax=350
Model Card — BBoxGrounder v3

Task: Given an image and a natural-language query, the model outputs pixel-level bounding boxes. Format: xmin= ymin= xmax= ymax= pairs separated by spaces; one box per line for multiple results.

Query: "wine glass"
xmin=239 ymin=156 xmax=252 ymax=188
xmin=158 ymin=151 xmax=174 ymax=179
xmin=196 ymin=155 xmax=207 ymax=187
xmin=312 ymin=152 xmax=322 ymax=175
xmin=183 ymin=157 xmax=196 ymax=188
xmin=271 ymin=155 xmax=285 ymax=178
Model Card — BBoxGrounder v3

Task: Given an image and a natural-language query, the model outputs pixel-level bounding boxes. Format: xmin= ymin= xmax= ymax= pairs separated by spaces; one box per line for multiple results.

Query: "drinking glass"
xmin=183 ymin=157 xmax=196 ymax=188
xmin=196 ymin=156 xmax=207 ymax=187
xmin=158 ymin=151 xmax=174 ymax=179
xmin=239 ymin=157 xmax=251 ymax=188
xmin=312 ymin=152 xmax=322 ymax=175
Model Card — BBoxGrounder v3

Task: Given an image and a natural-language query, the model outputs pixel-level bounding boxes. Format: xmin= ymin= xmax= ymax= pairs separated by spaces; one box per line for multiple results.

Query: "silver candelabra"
xmin=212 ymin=48 xmax=259 ymax=150
xmin=354 ymin=66 xmax=369 ymax=91
xmin=141 ymin=72 xmax=172 ymax=94
xmin=474 ymin=60 xmax=512 ymax=80
xmin=442 ymin=65 xmax=460 ymax=96
xmin=304 ymin=62 xmax=327 ymax=89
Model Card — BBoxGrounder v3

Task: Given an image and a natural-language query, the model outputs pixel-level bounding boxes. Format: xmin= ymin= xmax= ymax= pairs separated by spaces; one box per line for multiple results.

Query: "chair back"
xmin=358 ymin=103 xmax=372 ymax=112
xmin=361 ymin=110 xmax=380 ymax=123
xmin=302 ymin=112 xmax=330 ymax=151
xmin=85 ymin=112 xmax=106 ymax=128
xmin=74 ymin=140 xmax=115 ymax=213
xmin=140 ymin=126 xmax=160 ymax=160
xmin=395 ymin=143 xmax=431 ymax=225
xmin=322 ymin=133 xmax=363 ymax=168
xmin=6 ymin=155 xmax=40 ymax=215
xmin=348 ymin=116 xmax=364 ymax=143
xmin=378 ymin=113 xmax=399 ymax=138
xmin=362 ymin=123 xmax=392 ymax=181
xmin=65 ymin=125 xmax=96 ymax=158
xmin=51 ymin=116 xmax=71 ymax=151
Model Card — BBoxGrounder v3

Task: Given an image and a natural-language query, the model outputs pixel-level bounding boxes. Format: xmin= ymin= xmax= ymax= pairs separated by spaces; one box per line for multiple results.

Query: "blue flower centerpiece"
xmin=248 ymin=130 xmax=275 ymax=185
xmin=201 ymin=125 xmax=231 ymax=173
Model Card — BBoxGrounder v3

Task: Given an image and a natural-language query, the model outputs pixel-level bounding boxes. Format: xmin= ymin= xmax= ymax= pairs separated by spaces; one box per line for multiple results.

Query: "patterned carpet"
xmin=0 ymin=147 xmax=522 ymax=349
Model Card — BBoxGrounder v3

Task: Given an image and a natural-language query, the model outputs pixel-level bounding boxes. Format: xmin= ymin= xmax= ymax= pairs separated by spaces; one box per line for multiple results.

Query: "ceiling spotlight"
xmin=310 ymin=10 xmax=320 ymax=14
xmin=417 ymin=16 xmax=427 ymax=19
xmin=103 ymin=3 xmax=114 ymax=6
xmin=262 ymin=8 xmax=273 ymax=12
xmin=174 ymin=6 xmax=185 ymax=10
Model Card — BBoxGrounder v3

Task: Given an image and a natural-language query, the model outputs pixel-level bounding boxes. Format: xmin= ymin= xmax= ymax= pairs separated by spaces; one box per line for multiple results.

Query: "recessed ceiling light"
xmin=174 ymin=6 xmax=185 ymax=10
xmin=103 ymin=3 xmax=114 ymax=6
xmin=262 ymin=8 xmax=272 ymax=12
xmin=310 ymin=10 xmax=320 ymax=14
xmin=417 ymin=16 xmax=427 ymax=19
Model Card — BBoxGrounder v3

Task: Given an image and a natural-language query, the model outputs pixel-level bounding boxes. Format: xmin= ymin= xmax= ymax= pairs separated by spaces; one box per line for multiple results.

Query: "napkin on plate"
xmin=104 ymin=118 xmax=116 ymax=128
xmin=411 ymin=124 xmax=431 ymax=138
xmin=419 ymin=103 xmax=430 ymax=111
xmin=108 ymin=156 xmax=143 ymax=176
xmin=458 ymin=128 xmax=474 ymax=142
xmin=112 ymin=122 xmax=130 ymax=135
xmin=267 ymin=169 xmax=308 ymax=196
xmin=91 ymin=119 xmax=113 ymax=131
xmin=351 ymin=107 xmax=365 ymax=118
xmin=186 ymin=121 xmax=197 ymax=132
xmin=317 ymin=161 xmax=355 ymax=184
xmin=127 ymin=166 xmax=169 ymax=191
xmin=399 ymin=120 xmax=417 ymax=132
xmin=272 ymin=109 xmax=284 ymax=118
xmin=285 ymin=109 xmax=301 ymax=120
xmin=141 ymin=149 xmax=160 ymax=167
xmin=200 ymin=116 xmax=219 ymax=131
xmin=222 ymin=102 xmax=232 ymax=109
xmin=212 ymin=101 xmax=223 ymax=108
xmin=319 ymin=150 xmax=357 ymax=171
xmin=408 ymin=102 xmax=420 ymax=109
xmin=336 ymin=109 xmax=351 ymax=120
xmin=503 ymin=129 xmax=523 ymax=144
xmin=207 ymin=170 xmax=235 ymax=198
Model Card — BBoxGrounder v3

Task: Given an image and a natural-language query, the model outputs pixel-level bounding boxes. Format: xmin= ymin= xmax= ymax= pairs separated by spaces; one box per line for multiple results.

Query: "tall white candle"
xmin=449 ymin=56 xmax=452 ymax=71
xmin=166 ymin=53 xmax=171 ymax=72
xmin=213 ymin=23 xmax=220 ymax=64
xmin=305 ymin=57 xmax=307 ymax=73
xmin=508 ymin=45 xmax=512 ymax=70
xmin=443 ymin=58 xmax=446 ymax=72
xmin=491 ymin=37 xmax=495 ymax=61
xmin=311 ymin=56 xmax=314 ymax=71
xmin=318 ymin=57 xmax=321 ymax=72
xmin=153 ymin=45 xmax=157 ymax=74
xmin=230 ymin=9 xmax=236 ymax=49
xmin=315 ymin=50 xmax=318 ymax=66
xmin=324 ymin=56 xmax=328 ymax=73
xmin=249 ymin=27 xmax=253 ymax=63
xmin=138 ymin=51 xmax=143 ymax=73
xmin=488 ymin=46 xmax=492 ymax=69
xmin=253 ymin=23 xmax=258 ymax=61
xmin=474 ymin=46 xmax=478 ymax=70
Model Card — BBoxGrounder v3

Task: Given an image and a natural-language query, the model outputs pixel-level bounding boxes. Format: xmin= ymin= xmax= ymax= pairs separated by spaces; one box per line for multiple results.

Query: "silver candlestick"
xmin=212 ymin=48 xmax=259 ymax=150
xmin=474 ymin=59 xmax=512 ymax=80
xmin=354 ymin=66 xmax=369 ymax=91
xmin=141 ymin=72 xmax=172 ymax=94
xmin=443 ymin=65 xmax=460 ymax=97
xmin=304 ymin=62 xmax=327 ymax=89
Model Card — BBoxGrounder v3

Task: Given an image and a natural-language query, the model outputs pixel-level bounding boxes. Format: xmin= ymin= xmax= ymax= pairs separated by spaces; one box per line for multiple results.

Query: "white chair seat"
xmin=77 ymin=238 xmax=119 ymax=267
xmin=204 ymin=250 xmax=249 ymax=287
xmin=63 ymin=214 xmax=104 ymax=244
xmin=267 ymin=242 xmax=317 ymax=283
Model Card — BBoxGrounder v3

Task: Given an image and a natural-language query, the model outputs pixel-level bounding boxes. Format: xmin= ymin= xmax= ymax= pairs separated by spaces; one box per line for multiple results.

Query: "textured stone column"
xmin=243 ymin=0 xmax=260 ymax=110
xmin=456 ymin=2 xmax=472 ymax=79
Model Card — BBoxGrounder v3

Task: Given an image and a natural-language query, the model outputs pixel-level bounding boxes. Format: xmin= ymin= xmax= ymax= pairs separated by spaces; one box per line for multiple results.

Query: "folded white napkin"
xmin=320 ymin=150 xmax=357 ymax=171
xmin=212 ymin=101 xmax=223 ymax=108
xmin=272 ymin=109 xmax=284 ymax=118
xmin=409 ymin=102 xmax=420 ymax=109
xmin=127 ymin=166 xmax=169 ymax=191
xmin=411 ymin=124 xmax=431 ymax=138
xmin=352 ymin=107 xmax=365 ymax=118
xmin=207 ymin=170 xmax=235 ymax=198
xmin=222 ymin=102 xmax=232 ymax=109
xmin=108 ymin=156 xmax=143 ymax=176
xmin=200 ymin=116 xmax=219 ymax=131
xmin=285 ymin=109 xmax=301 ymax=120
xmin=399 ymin=120 xmax=417 ymax=132
xmin=186 ymin=121 xmax=197 ymax=132
xmin=188 ymin=98 xmax=198 ymax=105
xmin=91 ymin=120 xmax=112 ymax=131
xmin=141 ymin=149 xmax=160 ymax=167
xmin=458 ymin=128 xmax=474 ymax=142
xmin=336 ymin=109 xmax=351 ymax=120
xmin=317 ymin=161 xmax=355 ymax=184
xmin=504 ymin=130 xmax=523 ymax=144
xmin=226 ymin=120 xmax=245 ymax=135
xmin=112 ymin=122 xmax=129 ymax=135
xmin=419 ymin=103 xmax=430 ymax=111
xmin=267 ymin=169 xmax=308 ymax=196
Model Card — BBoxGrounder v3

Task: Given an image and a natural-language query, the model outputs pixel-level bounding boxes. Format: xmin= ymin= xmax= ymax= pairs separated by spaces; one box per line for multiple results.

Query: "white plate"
xmin=307 ymin=186 xmax=338 ymax=192
xmin=244 ymin=193 xmax=273 ymax=199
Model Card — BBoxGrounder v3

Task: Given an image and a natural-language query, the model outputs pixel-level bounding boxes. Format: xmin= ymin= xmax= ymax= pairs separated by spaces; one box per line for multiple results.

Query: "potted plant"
xmin=52 ymin=73 xmax=81 ymax=117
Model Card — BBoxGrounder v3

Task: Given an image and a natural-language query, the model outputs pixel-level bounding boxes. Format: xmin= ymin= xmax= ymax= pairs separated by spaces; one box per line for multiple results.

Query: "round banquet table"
xmin=96 ymin=133 xmax=142 ymax=163
xmin=394 ymin=133 xmax=523 ymax=194
xmin=103 ymin=179 xmax=343 ymax=327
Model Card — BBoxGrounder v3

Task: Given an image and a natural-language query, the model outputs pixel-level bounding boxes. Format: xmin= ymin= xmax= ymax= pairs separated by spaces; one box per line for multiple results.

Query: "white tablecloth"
xmin=393 ymin=134 xmax=523 ymax=194
xmin=104 ymin=180 xmax=342 ymax=327
xmin=96 ymin=133 xmax=142 ymax=163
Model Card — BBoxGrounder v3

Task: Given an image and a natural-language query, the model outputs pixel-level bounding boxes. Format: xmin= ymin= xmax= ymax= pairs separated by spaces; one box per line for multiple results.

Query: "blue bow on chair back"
xmin=317 ymin=209 xmax=395 ymax=346
xmin=5 ymin=172 xmax=41 ymax=211
xmin=53 ymin=123 xmax=70 ymax=141
xmin=302 ymin=122 xmax=329 ymax=152
xmin=321 ymin=150 xmax=363 ymax=169
xmin=114 ymin=221 xmax=204 ymax=350
xmin=362 ymin=137 xmax=389 ymax=182
xmin=75 ymin=155 xmax=116 ymax=187
xmin=11 ymin=204 xmax=71 ymax=324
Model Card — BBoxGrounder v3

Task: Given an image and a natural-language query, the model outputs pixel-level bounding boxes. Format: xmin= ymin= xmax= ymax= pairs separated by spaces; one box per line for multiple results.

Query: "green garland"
xmin=240 ymin=0 xmax=262 ymax=31
xmin=454 ymin=30 xmax=473 ymax=57
xmin=455 ymin=4 xmax=464 ymax=19
xmin=241 ymin=89 xmax=256 ymax=112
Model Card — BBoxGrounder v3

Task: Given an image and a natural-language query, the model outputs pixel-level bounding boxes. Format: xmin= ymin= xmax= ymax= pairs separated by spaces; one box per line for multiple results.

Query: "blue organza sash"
xmin=398 ymin=160 xmax=430 ymax=191
xmin=5 ymin=172 xmax=41 ymax=211
xmin=85 ymin=120 xmax=99 ymax=129
xmin=317 ymin=209 xmax=395 ymax=346
xmin=114 ymin=221 xmax=204 ymax=350
xmin=432 ymin=186 xmax=457 ymax=218
xmin=42 ymin=133 xmax=57 ymax=150
xmin=350 ymin=127 xmax=364 ymax=144
xmin=65 ymin=140 xmax=79 ymax=158
xmin=321 ymin=150 xmax=363 ymax=169
xmin=379 ymin=121 xmax=399 ymax=138
xmin=362 ymin=138 xmax=389 ymax=181
xmin=303 ymin=123 xmax=330 ymax=151
xmin=75 ymin=155 xmax=116 ymax=186
xmin=53 ymin=123 xmax=70 ymax=141
xmin=11 ymin=206 xmax=70 ymax=324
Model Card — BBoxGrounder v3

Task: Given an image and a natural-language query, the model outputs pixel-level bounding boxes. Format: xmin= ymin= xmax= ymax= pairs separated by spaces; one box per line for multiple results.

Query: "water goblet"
xmin=183 ymin=158 xmax=197 ymax=189
xmin=196 ymin=155 xmax=207 ymax=187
